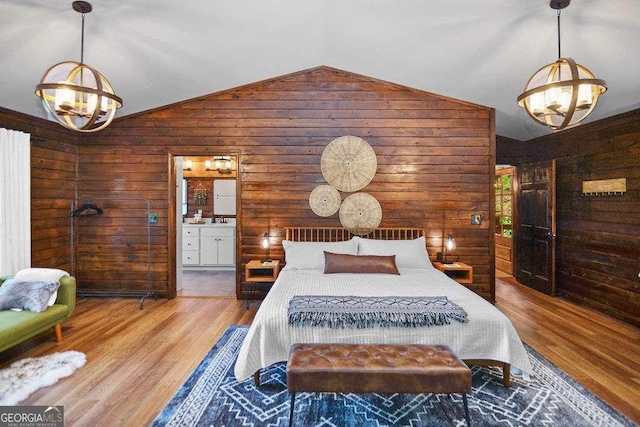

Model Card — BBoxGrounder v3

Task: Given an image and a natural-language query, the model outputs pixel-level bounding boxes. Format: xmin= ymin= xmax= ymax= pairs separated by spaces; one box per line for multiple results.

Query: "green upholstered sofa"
xmin=0 ymin=275 xmax=76 ymax=353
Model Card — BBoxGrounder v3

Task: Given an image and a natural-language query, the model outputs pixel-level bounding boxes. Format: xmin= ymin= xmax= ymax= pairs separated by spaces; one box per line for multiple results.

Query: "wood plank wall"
xmin=80 ymin=67 xmax=496 ymax=300
xmin=0 ymin=107 xmax=78 ymax=273
xmin=2 ymin=66 xmax=496 ymax=301
xmin=497 ymin=109 xmax=640 ymax=326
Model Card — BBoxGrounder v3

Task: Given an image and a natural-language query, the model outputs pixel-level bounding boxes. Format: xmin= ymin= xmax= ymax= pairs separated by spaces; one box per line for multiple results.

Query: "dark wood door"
xmin=514 ymin=160 xmax=556 ymax=295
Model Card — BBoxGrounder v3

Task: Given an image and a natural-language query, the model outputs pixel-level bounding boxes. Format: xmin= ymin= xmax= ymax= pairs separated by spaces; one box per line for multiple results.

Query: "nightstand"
xmin=433 ymin=262 xmax=473 ymax=285
xmin=245 ymin=260 xmax=280 ymax=308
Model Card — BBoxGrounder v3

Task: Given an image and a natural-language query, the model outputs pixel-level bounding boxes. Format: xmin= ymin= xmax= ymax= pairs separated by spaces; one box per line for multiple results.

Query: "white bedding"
xmin=234 ymin=267 xmax=532 ymax=382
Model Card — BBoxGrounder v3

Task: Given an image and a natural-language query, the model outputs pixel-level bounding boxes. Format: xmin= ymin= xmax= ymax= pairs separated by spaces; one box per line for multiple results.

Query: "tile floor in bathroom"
xmin=178 ymin=270 xmax=236 ymax=297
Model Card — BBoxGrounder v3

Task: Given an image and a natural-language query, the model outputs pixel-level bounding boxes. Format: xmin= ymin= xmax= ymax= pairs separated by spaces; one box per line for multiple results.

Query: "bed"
xmin=234 ymin=227 xmax=532 ymax=387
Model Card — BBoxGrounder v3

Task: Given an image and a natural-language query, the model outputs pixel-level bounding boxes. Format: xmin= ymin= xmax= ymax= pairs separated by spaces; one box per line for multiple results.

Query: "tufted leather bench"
xmin=286 ymin=343 xmax=472 ymax=426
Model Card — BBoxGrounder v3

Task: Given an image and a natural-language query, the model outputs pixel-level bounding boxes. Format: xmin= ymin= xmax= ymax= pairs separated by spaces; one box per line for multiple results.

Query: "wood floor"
xmin=1 ymin=278 xmax=638 ymax=426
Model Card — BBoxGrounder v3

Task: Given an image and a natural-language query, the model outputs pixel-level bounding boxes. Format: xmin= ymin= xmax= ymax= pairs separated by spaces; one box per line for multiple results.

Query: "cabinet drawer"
xmin=201 ymin=227 xmax=235 ymax=237
xmin=183 ymin=227 xmax=200 ymax=237
xmin=182 ymin=251 xmax=199 ymax=265
xmin=182 ymin=236 xmax=199 ymax=250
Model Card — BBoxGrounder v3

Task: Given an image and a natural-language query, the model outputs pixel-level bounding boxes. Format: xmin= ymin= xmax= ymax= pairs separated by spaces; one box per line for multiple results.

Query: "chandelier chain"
xmin=80 ymin=12 xmax=85 ymax=64
xmin=557 ymin=10 xmax=561 ymax=59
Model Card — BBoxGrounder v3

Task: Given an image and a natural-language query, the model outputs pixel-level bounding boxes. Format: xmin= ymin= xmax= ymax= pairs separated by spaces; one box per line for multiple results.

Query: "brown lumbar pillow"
xmin=323 ymin=251 xmax=400 ymax=275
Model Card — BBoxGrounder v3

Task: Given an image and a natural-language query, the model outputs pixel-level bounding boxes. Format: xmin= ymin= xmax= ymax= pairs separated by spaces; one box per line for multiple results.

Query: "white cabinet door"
xmin=200 ymin=236 xmax=218 ymax=265
xmin=217 ymin=237 xmax=235 ymax=265
xmin=200 ymin=227 xmax=235 ymax=266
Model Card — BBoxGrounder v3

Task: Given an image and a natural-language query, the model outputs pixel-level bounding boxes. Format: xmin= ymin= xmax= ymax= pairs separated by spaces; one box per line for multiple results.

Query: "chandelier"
xmin=35 ymin=1 xmax=122 ymax=132
xmin=517 ymin=0 xmax=606 ymax=131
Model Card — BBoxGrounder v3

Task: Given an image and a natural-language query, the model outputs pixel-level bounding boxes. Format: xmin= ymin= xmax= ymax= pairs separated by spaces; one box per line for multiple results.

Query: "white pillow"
xmin=14 ymin=268 xmax=69 ymax=306
xmin=282 ymin=239 xmax=358 ymax=270
xmin=357 ymin=236 xmax=434 ymax=269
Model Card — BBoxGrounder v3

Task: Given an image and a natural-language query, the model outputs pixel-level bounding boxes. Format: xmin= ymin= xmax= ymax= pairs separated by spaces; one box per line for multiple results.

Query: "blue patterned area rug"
xmin=152 ymin=326 xmax=634 ymax=426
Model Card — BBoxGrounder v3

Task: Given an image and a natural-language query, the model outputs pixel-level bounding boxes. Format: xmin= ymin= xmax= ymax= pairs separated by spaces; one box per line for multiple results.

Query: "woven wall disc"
xmin=339 ymin=192 xmax=382 ymax=234
xmin=321 ymin=136 xmax=377 ymax=192
xmin=309 ymin=185 xmax=342 ymax=217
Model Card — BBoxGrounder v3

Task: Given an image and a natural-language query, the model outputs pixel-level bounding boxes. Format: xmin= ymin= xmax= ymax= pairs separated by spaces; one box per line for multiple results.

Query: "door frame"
xmin=495 ymin=165 xmax=516 ymax=276
xmin=167 ymin=151 xmax=241 ymax=299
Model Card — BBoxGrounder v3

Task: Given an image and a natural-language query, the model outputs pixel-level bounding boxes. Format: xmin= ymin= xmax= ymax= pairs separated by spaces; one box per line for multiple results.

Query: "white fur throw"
xmin=0 ymin=351 xmax=86 ymax=405
xmin=0 ymin=280 xmax=60 ymax=312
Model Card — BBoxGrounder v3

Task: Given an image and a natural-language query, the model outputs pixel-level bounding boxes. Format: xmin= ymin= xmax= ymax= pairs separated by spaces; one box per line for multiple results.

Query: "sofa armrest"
xmin=0 ymin=275 xmax=14 ymax=285
xmin=57 ymin=276 xmax=77 ymax=319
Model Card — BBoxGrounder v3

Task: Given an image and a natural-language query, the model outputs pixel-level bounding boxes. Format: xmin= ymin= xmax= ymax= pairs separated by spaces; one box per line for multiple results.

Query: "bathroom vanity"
xmin=182 ymin=220 xmax=236 ymax=269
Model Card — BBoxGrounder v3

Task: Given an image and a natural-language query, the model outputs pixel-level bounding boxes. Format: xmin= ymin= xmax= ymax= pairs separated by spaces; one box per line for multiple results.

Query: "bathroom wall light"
xmin=214 ymin=156 xmax=233 ymax=173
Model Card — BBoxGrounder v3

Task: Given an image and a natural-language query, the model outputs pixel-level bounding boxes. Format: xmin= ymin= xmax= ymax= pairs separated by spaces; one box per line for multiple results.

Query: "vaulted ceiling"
xmin=1 ymin=0 xmax=639 ymax=141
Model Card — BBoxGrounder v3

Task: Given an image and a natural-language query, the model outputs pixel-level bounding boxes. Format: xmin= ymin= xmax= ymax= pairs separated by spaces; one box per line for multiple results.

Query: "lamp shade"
xmin=517 ymin=58 xmax=607 ymax=131
xmin=446 ymin=234 xmax=455 ymax=251
xmin=262 ymin=233 xmax=271 ymax=263
xmin=35 ymin=61 xmax=123 ymax=132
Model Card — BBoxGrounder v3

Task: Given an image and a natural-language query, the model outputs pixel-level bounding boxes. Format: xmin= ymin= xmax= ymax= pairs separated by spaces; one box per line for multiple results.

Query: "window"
xmin=495 ymin=171 xmax=512 ymax=238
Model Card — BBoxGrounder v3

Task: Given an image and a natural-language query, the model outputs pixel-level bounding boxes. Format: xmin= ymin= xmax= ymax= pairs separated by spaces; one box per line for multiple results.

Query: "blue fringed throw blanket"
xmin=287 ymin=295 xmax=468 ymax=329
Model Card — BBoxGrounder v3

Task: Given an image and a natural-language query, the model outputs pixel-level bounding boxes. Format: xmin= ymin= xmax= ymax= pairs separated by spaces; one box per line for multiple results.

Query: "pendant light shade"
xmin=517 ymin=0 xmax=606 ymax=131
xmin=34 ymin=1 xmax=122 ymax=132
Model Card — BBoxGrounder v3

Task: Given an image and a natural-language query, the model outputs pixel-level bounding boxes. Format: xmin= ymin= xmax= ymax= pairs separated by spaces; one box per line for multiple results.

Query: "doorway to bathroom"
xmin=175 ymin=155 xmax=238 ymax=297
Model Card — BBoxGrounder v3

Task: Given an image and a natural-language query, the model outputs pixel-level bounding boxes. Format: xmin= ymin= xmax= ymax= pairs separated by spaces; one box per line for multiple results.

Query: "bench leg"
xmin=502 ymin=363 xmax=511 ymax=388
xmin=462 ymin=393 xmax=471 ymax=426
xmin=289 ymin=392 xmax=296 ymax=427
xmin=253 ymin=370 xmax=261 ymax=387
xmin=54 ymin=324 xmax=62 ymax=343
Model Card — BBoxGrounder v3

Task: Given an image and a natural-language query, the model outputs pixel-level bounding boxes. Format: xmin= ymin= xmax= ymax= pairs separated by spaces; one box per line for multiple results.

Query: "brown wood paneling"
xmin=499 ymin=108 xmax=640 ymax=326
xmin=73 ymin=66 xmax=495 ymax=300
xmin=0 ymin=67 xmax=496 ymax=300
xmin=496 ymin=134 xmax=525 ymax=165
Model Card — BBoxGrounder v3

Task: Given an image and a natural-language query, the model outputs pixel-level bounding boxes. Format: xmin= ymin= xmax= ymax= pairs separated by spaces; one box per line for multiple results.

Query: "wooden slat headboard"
xmin=285 ymin=227 xmax=424 ymax=242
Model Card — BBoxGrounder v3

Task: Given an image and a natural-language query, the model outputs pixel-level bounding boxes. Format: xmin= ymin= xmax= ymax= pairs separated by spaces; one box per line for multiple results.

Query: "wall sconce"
xmin=262 ymin=233 xmax=271 ymax=263
xmin=214 ymin=156 xmax=233 ymax=173
xmin=183 ymin=160 xmax=193 ymax=171
xmin=443 ymin=234 xmax=455 ymax=264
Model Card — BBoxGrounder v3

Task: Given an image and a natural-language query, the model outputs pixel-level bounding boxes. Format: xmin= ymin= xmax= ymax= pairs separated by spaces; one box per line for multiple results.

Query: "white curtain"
xmin=0 ymin=128 xmax=31 ymax=274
